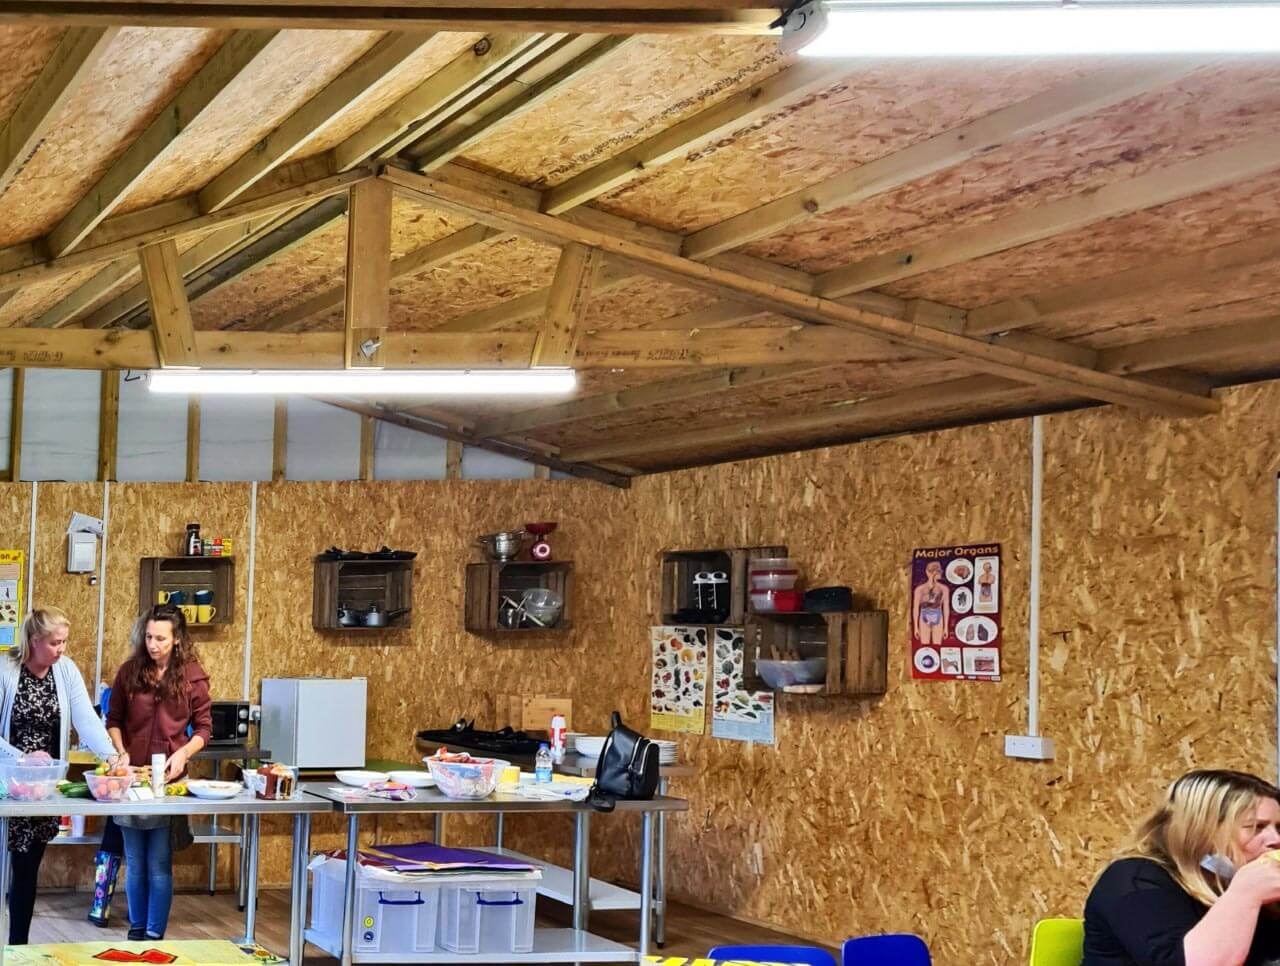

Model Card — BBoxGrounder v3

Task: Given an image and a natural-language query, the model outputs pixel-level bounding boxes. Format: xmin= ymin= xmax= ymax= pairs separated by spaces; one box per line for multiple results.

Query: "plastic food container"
xmin=750 ymin=589 xmax=804 ymax=612
xmin=86 ymin=770 xmax=136 ymax=802
xmin=749 ymin=570 xmax=801 ymax=590
xmin=749 ymin=557 xmax=797 ymax=572
xmin=0 ymin=758 xmax=68 ymax=801
xmin=756 ymin=658 xmax=827 ymax=689
xmin=426 ymin=757 xmax=508 ymax=800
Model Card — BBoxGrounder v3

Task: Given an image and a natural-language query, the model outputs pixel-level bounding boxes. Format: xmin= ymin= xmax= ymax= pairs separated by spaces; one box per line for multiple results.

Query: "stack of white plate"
xmin=653 ymin=740 xmax=678 ymax=764
xmin=574 ymin=736 xmax=607 ymax=758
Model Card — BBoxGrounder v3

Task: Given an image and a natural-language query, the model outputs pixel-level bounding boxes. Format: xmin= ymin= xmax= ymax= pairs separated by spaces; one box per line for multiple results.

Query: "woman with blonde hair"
xmin=0 ymin=607 xmax=118 ymax=943
xmin=1085 ymin=769 xmax=1280 ymax=965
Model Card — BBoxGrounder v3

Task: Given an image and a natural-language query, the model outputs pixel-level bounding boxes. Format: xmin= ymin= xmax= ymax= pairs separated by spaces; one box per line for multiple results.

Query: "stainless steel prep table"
xmin=299 ymin=782 xmax=688 ymax=965
xmin=0 ymin=790 xmax=330 ymax=966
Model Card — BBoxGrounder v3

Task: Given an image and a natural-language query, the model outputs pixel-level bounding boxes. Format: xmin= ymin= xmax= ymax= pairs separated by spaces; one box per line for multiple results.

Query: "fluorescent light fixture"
xmin=792 ymin=2 xmax=1280 ymax=56
xmin=144 ymin=368 xmax=577 ymax=396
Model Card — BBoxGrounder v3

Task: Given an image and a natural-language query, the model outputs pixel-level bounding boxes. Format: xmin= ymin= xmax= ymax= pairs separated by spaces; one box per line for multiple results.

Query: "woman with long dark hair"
xmin=106 ymin=604 xmax=211 ymax=941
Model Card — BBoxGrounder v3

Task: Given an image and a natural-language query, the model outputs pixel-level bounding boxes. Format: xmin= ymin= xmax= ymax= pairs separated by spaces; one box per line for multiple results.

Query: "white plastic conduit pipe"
xmin=25 ymin=482 xmax=36 ymax=612
xmin=242 ymin=481 xmax=258 ymax=700
xmin=94 ymin=482 xmax=110 ymax=690
xmin=1275 ymin=474 xmax=1279 ymax=785
xmin=1029 ymin=414 xmax=1043 ymax=737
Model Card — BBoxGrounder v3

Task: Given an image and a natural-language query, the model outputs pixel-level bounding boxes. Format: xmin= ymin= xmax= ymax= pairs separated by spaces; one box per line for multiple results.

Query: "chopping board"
xmin=495 ymin=694 xmax=573 ymax=732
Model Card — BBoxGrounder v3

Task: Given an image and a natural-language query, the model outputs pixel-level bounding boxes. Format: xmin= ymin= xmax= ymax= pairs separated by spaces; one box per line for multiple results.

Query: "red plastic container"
xmin=750 ymin=589 xmax=804 ymax=612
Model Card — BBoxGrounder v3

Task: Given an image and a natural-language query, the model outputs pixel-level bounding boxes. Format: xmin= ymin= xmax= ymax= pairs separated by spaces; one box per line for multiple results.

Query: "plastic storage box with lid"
xmin=437 ymin=880 xmax=537 ymax=955
xmin=310 ymin=856 xmax=441 ymax=954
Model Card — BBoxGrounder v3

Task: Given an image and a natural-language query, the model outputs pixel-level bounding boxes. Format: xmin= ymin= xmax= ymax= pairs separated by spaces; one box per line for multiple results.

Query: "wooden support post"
xmin=532 ymin=243 xmax=601 ymax=367
xmin=186 ymin=397 xmax=200 ymax=482
xmin=97 ymin=370 xmax=118 ymax=482
xmin=344 ymin=179 xmax=392 ymax=368
xmin=139 ymin=240 xmax=198 ymax=368
xmin=533 ymin=464 xmax=551 ymax=480
xmin=272 ymin=398 xmax=287 ymax=482
xmin=8 ymin=369 xmax=23 ymax=482
xmin=445 ymin=439 xmax=463 ymax=479
xmin=360 ymin=414 xmax=375 ymax=481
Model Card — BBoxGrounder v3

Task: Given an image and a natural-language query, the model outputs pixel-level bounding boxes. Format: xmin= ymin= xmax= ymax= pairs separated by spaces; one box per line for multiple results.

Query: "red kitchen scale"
xmin=525 ymin=522 xmax=557 ymax=560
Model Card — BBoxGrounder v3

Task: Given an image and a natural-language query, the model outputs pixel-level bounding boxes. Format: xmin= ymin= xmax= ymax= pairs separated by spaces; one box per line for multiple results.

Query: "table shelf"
xmin=476 ymin=847 xmax=641 ymax=911
xmin=306 ymin=927 xmax=637 ymax=964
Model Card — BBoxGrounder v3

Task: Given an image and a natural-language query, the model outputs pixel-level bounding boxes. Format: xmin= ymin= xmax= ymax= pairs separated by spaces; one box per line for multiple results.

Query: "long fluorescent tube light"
xmin=145 ymin=368 xmax=577 ymax=396
xmin=796 ymin=3 xmax=1280 ymax=56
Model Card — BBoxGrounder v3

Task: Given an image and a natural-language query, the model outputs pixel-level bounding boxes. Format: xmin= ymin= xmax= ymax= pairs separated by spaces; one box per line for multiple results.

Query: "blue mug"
xmin=193 ymin=589 xmax=214 ymax=605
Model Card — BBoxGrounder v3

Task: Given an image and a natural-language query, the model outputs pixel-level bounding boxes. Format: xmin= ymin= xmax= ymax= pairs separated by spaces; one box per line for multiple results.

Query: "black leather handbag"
xmin=588 ymin=711 xmax=660 ymax=812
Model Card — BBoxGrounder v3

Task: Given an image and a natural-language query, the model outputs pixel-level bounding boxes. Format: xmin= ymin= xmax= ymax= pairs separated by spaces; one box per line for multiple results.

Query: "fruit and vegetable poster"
xmin=710 ymin=627 xmax=774 ymax=745
xmin=0 ymin=549 xmax=24 ymax=649
xmin=909 ymin=543 xmax=1001 ymax=682
xmin=650 ymin=626 xmax=708 ymax=734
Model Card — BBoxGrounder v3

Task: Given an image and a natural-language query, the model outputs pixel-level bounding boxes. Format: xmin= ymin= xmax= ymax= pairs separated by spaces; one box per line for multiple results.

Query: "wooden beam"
xmin=49 ymin=30 xmax=277 ymax=256
xmin=1097 ymin=316 xmax=1280 ymax=375
xmin=0 ymin=27 xmax=117 ymax=196
xmin=532 ymin=244 xmax=601 ymax=366
xmin=34 ymin=259 xmax=140 ymax=329
xmin=814 ymin=130 xmax=1280 ymax=299
xmin=97 ymin=370 xmax=118 ymax=481
xmin=138 ymin=241 xmax=197 ymax=367
xmin=272 ymin=398 xmax=287 ymax=482
xmin=966 ymin=228 xmax=1280 ymax=336
xmin=0 ymin=3 xmax=778 ymax=34
xmin=445 ymin=439 xmax=462 ymax=479
xmin=411 ymin=35 xmax=629 ymax=171
xmin=8 ymin=368 xmax=23 ymax=482
xmin=681 ymin=63 xmax=1193 ymax=261
xmin=359 ymin=414 xmax=375 ymax=481
xmin=321 ymin=398 xmax=630 ymax=488
xmin=344 ymin=179 xmax=393 ymax=368
xmin=0 ymin=167 xmax=370 ymax=295
xmin=532 ymin=464 xmax=551 ymax=480
xmin=382 ymin=166 xmax=1218 ymax=418
xmin=186 ymin=397 xmax=200 ymax=482
xmin=199 ymin=33 xmax=432 ymax=212
xmin=541 ymin=62 xmax=836 ymax=215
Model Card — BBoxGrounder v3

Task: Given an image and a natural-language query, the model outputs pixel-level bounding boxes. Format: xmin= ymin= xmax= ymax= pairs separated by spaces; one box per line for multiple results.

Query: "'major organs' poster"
xmin=909 ymin=543 xmax=1001 ymax=681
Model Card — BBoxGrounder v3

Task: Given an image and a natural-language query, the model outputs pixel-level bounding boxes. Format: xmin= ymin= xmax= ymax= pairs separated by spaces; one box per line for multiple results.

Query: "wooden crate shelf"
xmin=465 ymin=561 xmax=573 ymax=635
xmin=139 ymin=557 xmax=235 ymax=626
xmin=313 ymin=558 xmax=413 ymax=631
xmin=659 ymin=545 xmax=785 ymax=625
xmin=744 ymin=609 xmax=888 ymax=697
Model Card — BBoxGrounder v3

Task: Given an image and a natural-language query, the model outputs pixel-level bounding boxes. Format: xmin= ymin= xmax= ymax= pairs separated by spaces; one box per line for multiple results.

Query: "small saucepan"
xmin=336 ymin=605 xmax=362 ymax=627
xmin=363 ymin=605 xmax=410 ymax=628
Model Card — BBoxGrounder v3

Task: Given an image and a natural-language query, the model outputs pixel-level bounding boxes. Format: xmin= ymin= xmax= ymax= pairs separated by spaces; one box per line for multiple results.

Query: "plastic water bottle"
xmin=535 ymin=743 xmax=553 ymax=784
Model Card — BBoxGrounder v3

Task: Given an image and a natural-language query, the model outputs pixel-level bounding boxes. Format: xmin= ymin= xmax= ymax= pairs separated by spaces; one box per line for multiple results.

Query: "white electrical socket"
xmin=1004 ymin=734 xmax=1056 ymax=760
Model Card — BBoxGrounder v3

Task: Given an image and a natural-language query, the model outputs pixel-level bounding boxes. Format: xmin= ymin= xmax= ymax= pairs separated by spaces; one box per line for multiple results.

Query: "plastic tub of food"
xmin=755 ymin=659 xmax=827 ymax=690
xmin=748 ymin=557 xmax=797 ymax=572
xmin=86 ymin=769 xmax=137 ymax=803
xmin=750 ymin=589 xmax=804 ymax=612
xmin=749 ymin=570 xmax=801 ymax=591
xmin=426 ymin=753 xmax=508 ymax=800
xmin=0 ymin=758 xmax=69 ymax=801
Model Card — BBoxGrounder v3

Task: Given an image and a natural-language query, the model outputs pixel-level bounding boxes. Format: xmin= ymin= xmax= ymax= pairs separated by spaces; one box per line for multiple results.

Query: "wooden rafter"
xmin=344 ymin=179 xmax=393 ymax=368
xmin=0 ymin=3 xmax=778 ymax=34
xmin=813 ymin=130 xmax=1280 ymax=299
xmin=0 ymin=27 xmax=117 ymax=197
xmin=531 ymin=244 xmax=602 ymax=366
xmin=1097 ymin=316 xmax=1280 ymax=375
xmin=138 ymin=240 xmax=198 ymax=367
xmin=381 ymin=166 xmax=1218 ymax=418
xmin=49 ymin=30 xmax=279 ymax=257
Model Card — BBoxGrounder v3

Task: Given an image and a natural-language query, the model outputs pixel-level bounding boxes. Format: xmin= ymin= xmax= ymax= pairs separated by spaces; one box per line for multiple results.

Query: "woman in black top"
xmin=1085 ymin=770 xmax=1280 ymax=965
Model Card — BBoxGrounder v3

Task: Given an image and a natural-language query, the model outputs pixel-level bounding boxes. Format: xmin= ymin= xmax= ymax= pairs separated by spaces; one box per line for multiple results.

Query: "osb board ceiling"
xmin=0 ymin=22 xmax=1278 ymax=476
xmin=0 ymin=25 xmax=63 ymax=119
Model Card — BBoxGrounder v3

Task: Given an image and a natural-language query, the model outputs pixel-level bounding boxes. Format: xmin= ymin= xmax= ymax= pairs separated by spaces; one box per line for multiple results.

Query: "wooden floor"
xmin=27 ymin=888 xmax=814 ymax=962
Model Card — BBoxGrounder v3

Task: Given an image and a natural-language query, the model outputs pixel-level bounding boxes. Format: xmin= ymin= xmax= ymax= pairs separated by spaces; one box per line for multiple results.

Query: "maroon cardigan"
xmin=106 ymin=659 xmax=213 ymax=765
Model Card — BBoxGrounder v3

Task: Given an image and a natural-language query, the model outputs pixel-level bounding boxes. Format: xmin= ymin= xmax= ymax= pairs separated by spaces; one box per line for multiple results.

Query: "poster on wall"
xmin=710 ymin=627 xmax=775 ymax=745
xmin=909 ymin=543 xmax=1001 ymax=681
xmin=650 ymin=626 xmax=708 ymax=734
xmin=0 ymin=550 xmax=24 ymax=649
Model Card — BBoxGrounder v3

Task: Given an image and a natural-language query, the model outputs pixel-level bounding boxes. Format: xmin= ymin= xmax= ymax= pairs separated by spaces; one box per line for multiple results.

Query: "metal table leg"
xmin=208 ymin=843 xmax=217 ymax=895
xmin=0 ymin=815 xmax=10 ymax=966
xmin=655 ymin=776 xmax=668 ymax=947
xmin=237 ymin=816 xmax=249 ymax=911
xmin=236 ymin=813 xmax=261 ymax=944
xmin=572 ymin=812 xmax=590 ymax=932
xmin=638 ymin=812 xmax=654 ymax=960
xmin=288 ymin=812 xmax=311 ymax=966
xmin=495 ymin=813 xmax=504 ymax=850
xmin=340 ymin=814 xmax=359 ymax=966
xmin=433 ymin=813 xmax=444 ymax=845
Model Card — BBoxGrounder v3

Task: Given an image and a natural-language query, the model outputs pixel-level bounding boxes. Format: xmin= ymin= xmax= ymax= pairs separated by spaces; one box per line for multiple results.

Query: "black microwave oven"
xmin=209 ymin=700 xmax=251 ymax=745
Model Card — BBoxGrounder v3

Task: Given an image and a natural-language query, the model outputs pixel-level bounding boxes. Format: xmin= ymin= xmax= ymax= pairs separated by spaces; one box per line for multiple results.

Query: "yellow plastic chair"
xmin=1029 ymin=918 xmax=1084 ymax=966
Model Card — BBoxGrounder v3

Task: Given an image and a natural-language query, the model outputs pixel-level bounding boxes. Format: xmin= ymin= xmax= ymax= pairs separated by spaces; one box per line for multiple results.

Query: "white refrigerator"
xmin=260 ymin=677 xmax=367 ymax=768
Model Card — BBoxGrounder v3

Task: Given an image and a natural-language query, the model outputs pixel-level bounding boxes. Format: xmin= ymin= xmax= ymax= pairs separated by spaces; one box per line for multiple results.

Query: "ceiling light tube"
xmin=144 ymin=368 xmax=577 ymax=396
xmin=792 ymin=2 xmax=1280 ymax=56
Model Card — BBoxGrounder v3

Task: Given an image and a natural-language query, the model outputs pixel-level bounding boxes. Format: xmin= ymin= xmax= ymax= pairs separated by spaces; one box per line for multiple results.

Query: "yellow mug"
xmin=196 ymin=604 xmax=217 ymax=624
xmin=157 ymin=590 xmax=185 ymax=605
xmin=180 ymin=605 xmax=197 ymax=624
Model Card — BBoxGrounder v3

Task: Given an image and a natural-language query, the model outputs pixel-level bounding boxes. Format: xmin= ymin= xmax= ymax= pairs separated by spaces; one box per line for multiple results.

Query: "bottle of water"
xmin=535 ymin=743 xmax=553 ymax=784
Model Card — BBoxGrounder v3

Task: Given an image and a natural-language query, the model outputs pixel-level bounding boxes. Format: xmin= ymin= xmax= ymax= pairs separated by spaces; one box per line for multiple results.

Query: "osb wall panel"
xmin=120 ymin=30 xmax=384 ymax=212
xmin=459 ymin=35 xmax=783 ymax=188
xmin=0 ymin=28 xmax=227 ymax=248
xmin=0 ymin=27 xmax=65 ymax=127
xmin=745 ymin=62 xmax=1280 ymax=274
xmin=595 ymin=61 xmax=1086 ymax=234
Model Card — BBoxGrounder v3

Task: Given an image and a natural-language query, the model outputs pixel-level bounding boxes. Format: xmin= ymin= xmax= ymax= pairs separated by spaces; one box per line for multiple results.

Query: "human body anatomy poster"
xmin=650 ymin=626 xmax=708 ymax=734
xmin=909 ymin=543 xmax=1001 ymax=681
xmin=0 ymin=550 xmax=24 ymax=649
xmin=710 ymin=627 xmax=775 ymax=745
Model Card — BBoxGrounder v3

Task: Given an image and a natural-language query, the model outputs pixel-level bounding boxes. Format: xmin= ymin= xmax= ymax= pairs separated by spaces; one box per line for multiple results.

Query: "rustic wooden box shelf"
xmin=659 ymin=545 xmax=785 ymax=625
xmin=744 ymin=609 xmax=888 ymax=697
xmin=313 ymin=558 xmax=413 ymax=631
xmin=139 ymin=557 xmax=235 ymax=626
xmin=465 ymin=561 xmax=573 ymax=634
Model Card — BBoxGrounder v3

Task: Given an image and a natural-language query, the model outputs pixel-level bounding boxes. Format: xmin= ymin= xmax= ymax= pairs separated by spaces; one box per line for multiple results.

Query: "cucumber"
xmin=60 ymin=782 xmax=90 ymax=798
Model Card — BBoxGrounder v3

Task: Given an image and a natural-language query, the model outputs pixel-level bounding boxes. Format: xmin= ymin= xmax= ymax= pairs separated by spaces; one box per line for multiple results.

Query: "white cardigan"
xmin=0 ymin=655 xmax=115 ymax=761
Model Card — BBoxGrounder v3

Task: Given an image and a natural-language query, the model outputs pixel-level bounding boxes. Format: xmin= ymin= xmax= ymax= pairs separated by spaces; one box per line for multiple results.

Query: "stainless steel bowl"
xmin=476 ymin=531 xmax=528 ymax=561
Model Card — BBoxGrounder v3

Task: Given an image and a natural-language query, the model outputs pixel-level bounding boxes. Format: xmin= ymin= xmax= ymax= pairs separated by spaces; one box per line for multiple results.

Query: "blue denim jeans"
xmin=120 ymin=824 xmax=172 ymax=938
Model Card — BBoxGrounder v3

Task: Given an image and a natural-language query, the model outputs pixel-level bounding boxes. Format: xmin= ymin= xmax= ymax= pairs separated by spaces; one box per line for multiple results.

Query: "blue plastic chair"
xmin=841 ymin=934 xmax=931 ymax=965
xmin=709 ymin=945 xmax=838 ymax=966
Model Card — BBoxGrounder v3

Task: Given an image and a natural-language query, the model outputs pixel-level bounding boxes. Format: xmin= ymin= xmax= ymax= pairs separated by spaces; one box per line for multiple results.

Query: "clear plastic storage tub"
xmin=0 ymin=758 xmax=68 ymax=801
xmin=310 ymin=857 xmax=440 ymax=954
xmin=437 ymin=881 xmax=538 ymax=955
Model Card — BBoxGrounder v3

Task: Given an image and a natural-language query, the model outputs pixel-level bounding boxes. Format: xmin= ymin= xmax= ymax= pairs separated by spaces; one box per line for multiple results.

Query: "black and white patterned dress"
xmin=8 ymin=666 xmax=60 ymax=852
